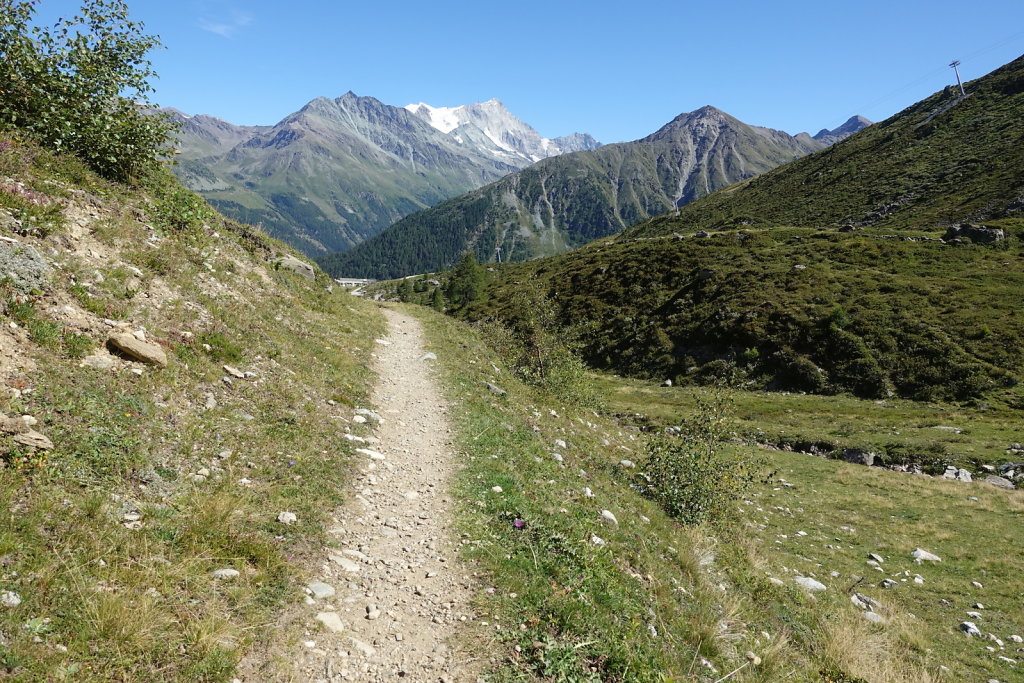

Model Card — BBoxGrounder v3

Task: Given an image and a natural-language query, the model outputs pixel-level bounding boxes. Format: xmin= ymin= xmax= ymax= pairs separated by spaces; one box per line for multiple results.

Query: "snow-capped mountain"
xmin=405 ymin=98 xmax=600 ymax=166
xmin=165 ymin=94 xmax=599 ymax=257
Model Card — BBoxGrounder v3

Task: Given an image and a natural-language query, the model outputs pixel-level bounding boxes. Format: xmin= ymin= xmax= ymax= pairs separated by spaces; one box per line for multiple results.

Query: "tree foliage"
xmin=0 ymin=0 xmax=175 ymax=182
xmin=444 ymin=252 xmax=486 ymax=309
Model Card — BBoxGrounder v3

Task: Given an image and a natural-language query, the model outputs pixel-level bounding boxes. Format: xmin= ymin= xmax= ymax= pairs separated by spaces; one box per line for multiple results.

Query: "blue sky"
xmin=36 ymin=0 xmax=1024 ymax=143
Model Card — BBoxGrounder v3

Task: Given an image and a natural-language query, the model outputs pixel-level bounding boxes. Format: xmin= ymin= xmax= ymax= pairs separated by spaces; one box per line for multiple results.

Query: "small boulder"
xmin=211 ymin=568 xmax=240 ymax=580
xmin=484 ymin=382 xmax=507 ymax=396
xmin=354 ymin=408 xmax=382 ymax=423
xmin=960 ymin=621 xmax=982 ymax=637
xmin=599 ymin=510 xmax=619 ymax=527
xmin=943 ymin=224 xmax=1005 ymax=244
xmin=984 ymin=475 xmax=1016 ymax=490
xmin=911 ymin=548 xmax=941 ymax=562
xmin=81 ymin=353 xmax=115 ymax=371
xmin=1 ymin=590 xmax=21 ymax=608
xmin=863 ymin=611 xmax=886 ymax=624
xmin=794 ymin=576 xmax=827 ymax=592
xmin=842 ymin=449 xmax=875 ymax=467
xmin=223 ymin=365 xmax=245 ymax=379
xmin=277 ymin=511 xmax=297 ymax=525
xmin=108 ymin=332 xmax=167 ymax=367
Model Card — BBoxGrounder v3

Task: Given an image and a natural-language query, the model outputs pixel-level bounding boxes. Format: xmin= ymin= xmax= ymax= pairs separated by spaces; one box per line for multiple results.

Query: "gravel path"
xmin=284 ymin=308 xmax=480 ymax=681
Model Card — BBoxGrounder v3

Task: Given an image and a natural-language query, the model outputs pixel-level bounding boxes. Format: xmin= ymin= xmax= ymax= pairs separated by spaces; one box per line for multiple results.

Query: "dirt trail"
xmin=283 ymin=308 xmax=480 ymax=682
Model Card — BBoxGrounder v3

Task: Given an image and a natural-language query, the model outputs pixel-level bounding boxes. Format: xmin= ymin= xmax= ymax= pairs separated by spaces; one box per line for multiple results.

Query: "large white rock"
xmin=794 ymin=576 xmax=827 ymax=592
xmin=911 ymin=548 xmax=941 ymax=563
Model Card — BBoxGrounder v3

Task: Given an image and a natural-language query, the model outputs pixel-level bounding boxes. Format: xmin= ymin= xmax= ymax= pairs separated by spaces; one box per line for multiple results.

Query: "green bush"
xmin=635 ymin=394 xmax=754 ymax=525
xmin=479 ymin=282 xmax=598 ymax=408
xmin=0 ymin=0 xmax=176 ymax=182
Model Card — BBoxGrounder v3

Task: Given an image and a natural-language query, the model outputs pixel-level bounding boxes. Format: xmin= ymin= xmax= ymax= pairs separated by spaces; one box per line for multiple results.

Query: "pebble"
xmin=211 ymin=568 xmax=239 ymax=580
xmin=1 ymin=591 xmax=21 ymax=608
xmin=490 ymin=486 xmax=503 ymax=493
xmin=277 ymin=511 xmax=297 ymax=525
xmin=315 ymin=612 xmax=347 ymax=633
xmin=307 ymin=582 xmax=336 ymax=599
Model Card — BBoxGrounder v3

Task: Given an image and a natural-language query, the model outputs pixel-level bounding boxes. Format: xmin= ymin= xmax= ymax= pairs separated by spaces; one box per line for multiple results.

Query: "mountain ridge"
xmin=166 ymin=94 xmax=599 ymax=256
xmin=323 ymin=106 xmax=868 ymax=279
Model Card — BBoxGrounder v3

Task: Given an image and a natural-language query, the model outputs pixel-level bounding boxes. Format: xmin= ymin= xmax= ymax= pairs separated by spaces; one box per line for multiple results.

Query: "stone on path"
xmin=328 ymin=555 xmax=361 ymax=573
xmin=307 ymin=582 xmax=336 ymax=599
xmin=315 ymin=612 xmax=347 ymax=633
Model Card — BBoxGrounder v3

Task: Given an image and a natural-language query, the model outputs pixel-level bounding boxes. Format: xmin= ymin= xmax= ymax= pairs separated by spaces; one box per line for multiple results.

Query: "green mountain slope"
xmin=167 ymin=94 xmax=522 ymax=255
xmin=461 ymin=55 xmax=1024 ymax=404
xmin=167 ymin=95 xmax=600 ymax=257
xmin=628 ymin=57 xmax=1024 ymax=239
xmin=323 ymin=107 xmax=851 ymax=279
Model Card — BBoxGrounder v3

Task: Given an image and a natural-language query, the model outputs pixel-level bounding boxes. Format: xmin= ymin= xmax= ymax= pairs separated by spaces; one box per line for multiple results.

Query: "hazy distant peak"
xmin=811 ymin=115 xmax=872 ymax=144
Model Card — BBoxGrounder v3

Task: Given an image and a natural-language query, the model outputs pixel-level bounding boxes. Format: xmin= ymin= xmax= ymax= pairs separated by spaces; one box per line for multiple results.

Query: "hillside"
xmin=456 ymin=55 xmax=1024 ymax=404
xmin=167 ymin=96 xmax=598 ymax=257
xmin=628 ymin=56 xmax=1024 ymax=239
xmin=0 ymin=136 xmax=386 ymax=678
xmin=325 ymin=106 xmax=867 ymax=279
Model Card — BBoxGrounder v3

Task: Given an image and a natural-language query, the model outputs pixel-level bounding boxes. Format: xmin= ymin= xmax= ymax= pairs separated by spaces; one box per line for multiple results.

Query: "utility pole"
xmin=950 ymin=60 xmax=965 ymax=96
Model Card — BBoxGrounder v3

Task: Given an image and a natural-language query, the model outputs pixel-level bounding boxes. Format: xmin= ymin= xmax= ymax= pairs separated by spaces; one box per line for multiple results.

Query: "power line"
xmin=852 ymin=29 xmax=1024 ymax=116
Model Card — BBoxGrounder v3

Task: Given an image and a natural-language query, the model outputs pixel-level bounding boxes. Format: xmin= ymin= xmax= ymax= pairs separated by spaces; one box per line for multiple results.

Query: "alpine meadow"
xmin=2 ymin=1 xmax=1023 ymax=682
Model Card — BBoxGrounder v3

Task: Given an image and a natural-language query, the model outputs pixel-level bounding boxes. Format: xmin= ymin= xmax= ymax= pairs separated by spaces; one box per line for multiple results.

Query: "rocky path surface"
xmin=283 ymin=308 xmax=480 ymax=681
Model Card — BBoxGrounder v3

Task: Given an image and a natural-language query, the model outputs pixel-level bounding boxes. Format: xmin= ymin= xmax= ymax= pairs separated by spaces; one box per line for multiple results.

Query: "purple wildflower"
xmin=513 ymin=519 xmax=525 ymax=529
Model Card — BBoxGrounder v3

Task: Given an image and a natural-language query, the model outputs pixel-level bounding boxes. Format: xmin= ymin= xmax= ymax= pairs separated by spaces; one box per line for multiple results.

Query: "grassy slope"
xmin=464 ymin=224 xmax=1024 ymax=404
xmin=454 ymin=55 xmax=1024 ymax=405
xmin=0 ymin=138 xmax=383 ymax=680
xmin=600 ymin=378 xmax=1024 ymax=682
xmin=630 ymin=55 xmax=1024 ymax=238
xmin=410 ymin=304 xmax=947 ymax=682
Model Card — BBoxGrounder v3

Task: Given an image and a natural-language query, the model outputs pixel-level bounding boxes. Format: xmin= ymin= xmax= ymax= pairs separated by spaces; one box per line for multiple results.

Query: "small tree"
xmin=444 ymin=252 xmax=486 ymax=308
xmin=430 ymin=287 xmax=445 ymax=312
xmin=0 ymin=0 xmax=176 ymax=182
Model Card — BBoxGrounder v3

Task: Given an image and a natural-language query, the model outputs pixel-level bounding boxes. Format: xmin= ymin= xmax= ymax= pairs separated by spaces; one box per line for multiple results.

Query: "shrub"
xmin=480 ymin=282 xmax=598 ymax=408
xmin=635 ymin=393 xmax=754 ymax=525
xmin=0 ymin=0 xmax=176 ymax=182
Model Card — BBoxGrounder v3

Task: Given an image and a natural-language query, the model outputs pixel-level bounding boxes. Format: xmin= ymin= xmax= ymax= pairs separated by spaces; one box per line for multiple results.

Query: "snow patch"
xmin=405 ymin=102 xmax=464 ymax=134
